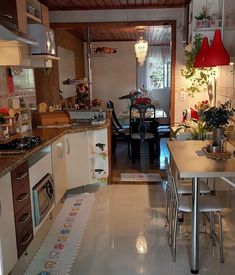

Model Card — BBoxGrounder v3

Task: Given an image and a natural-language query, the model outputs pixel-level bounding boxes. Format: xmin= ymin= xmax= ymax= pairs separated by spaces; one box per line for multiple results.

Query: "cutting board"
xmin=32 ymin=111 xmax=71 ymax=126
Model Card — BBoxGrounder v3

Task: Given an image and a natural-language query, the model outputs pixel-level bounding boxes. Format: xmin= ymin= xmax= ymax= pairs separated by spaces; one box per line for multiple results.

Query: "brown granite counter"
xmin=0 ymin=120 xmax=110 ymax=178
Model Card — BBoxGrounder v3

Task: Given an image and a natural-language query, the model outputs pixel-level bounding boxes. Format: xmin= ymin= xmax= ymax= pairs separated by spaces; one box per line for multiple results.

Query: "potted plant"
xmin=201 ymin=101 xmax=235 ymax=146
xmin=181 ymin=34 xmax=215 ymax=98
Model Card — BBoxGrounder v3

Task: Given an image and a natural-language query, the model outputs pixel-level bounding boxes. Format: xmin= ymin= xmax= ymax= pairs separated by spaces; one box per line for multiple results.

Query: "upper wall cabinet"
xmin=0 ymin=0 xmax=18 ymax=25
xmin=17 ymin=0 xmax=49 ymax=34
xmin=187 ymin=0 xmax=223 ymax=46
xmin=223 ymin=0 xmax=235 ymax=57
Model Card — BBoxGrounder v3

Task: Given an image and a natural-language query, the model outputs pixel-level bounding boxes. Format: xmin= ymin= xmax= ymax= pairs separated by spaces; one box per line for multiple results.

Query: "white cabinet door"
xmin=51 ymin=136 xmax=67 ymax=204
xmin=88 ymin=128 xmax=109 ymax=184
xmin=0 ymin=173 xmax=18 ymax=275
xmin=65 ymin=132 xmax=89 ymax=189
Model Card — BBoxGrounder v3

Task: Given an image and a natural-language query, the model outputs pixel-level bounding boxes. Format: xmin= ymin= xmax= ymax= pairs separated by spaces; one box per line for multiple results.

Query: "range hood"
xmin=0 ymin=17 xmax=38 ymax=46
xmin=27 ymin=24 xmax=60 ymax=68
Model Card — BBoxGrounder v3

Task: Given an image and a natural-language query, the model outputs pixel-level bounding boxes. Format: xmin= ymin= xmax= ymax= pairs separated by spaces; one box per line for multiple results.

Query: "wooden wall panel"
xmin=55 ymin=29 xmax=85 ymax=79
xmin=34 ymin=29 xmax=85 ymax=107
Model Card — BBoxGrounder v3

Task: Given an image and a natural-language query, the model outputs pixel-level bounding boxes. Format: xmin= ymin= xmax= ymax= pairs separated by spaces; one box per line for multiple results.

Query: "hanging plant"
xmin=181 ymin=34 xmax=216 ymax=97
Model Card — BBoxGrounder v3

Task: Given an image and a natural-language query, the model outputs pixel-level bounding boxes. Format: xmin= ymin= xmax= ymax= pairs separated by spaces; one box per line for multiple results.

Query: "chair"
xmin=129 ymin=104 xmax=159 ymax=168
xmin=164 ymin=158 xmax=211 ymax=225
xmin=107 ymin=100 xmax=129 ymax=153
xmin=166 ymin=161 xmax=224 ymax=263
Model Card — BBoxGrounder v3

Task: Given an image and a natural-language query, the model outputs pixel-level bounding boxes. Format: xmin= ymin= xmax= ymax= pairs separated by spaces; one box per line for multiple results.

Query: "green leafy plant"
xmin=175 ymin=119 xmax=208 ymax=140
xmin=194 ymin=6 xmax=209 ymax=20
xmin=181 ymin=34 xmax=215 ymax=97
xmin=201 ymin=102 xmax=235 ymax=130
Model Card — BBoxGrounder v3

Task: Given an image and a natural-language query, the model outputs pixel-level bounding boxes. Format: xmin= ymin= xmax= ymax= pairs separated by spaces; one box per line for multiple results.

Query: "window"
xmin=149 ymin=60 xmax=171 ymax=89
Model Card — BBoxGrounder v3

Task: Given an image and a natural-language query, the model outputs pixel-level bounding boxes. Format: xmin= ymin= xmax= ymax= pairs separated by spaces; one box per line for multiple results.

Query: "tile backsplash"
xmin=0 ymin=67 xmax=36 ymax=109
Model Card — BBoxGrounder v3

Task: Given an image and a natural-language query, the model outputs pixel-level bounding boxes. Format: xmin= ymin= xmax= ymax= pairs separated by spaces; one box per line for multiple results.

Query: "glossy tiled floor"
xmin=70 ymin=138 xmax=235 ymax=275
xmin=70 ymin=183 xmax=235 ymax=275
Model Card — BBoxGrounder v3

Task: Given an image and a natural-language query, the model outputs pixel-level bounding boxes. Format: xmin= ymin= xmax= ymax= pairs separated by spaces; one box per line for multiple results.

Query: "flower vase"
xmin=212 ymin=128 xmax=223 ymax=147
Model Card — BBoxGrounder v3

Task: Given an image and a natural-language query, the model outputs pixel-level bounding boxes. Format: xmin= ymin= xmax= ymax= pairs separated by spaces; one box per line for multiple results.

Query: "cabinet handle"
xmin=1 ymin=13 xmax=13 ymax=19
xmin=57 ymin=142 xmax=63 ymax=159
xmin=16 ymin=172 xmax=28 ymax=180
xmin=66 ymin=138 xmax=70 ymax=155
xmin=19 ymin=213 xmax=31 ymax=224
xmin=17 ymin=193 xmax=29 ymax=202
xmin=20 ymin=233 xmax=33 ymax=245
xmin=0 ymin=201 xmax=1 ymax=216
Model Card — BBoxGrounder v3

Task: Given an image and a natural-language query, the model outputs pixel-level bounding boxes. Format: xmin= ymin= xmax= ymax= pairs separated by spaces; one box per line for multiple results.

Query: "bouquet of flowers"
xmin=75 ymin=83 xmax=102 ymax=109
xmin=134 ymin=97 xmax=151 ymax=105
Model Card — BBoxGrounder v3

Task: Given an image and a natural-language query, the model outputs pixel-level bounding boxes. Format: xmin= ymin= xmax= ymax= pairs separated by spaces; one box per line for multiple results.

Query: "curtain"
xmin=137 ymin=45 xmax=170 ymax=92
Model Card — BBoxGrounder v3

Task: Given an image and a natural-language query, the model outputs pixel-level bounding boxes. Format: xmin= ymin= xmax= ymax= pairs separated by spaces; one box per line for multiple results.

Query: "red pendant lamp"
xmin=194 ymin=37 xmax=209 ymax=67
xmin=203 ymin=29 xmax=230 ymax=67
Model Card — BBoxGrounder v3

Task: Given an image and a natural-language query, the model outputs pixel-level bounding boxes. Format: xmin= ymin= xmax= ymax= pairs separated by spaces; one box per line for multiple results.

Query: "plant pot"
xmin=212 ymin=128 xmax=223 ymax=147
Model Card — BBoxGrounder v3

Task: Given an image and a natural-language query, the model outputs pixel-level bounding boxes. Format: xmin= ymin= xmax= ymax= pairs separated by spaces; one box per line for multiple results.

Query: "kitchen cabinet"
xmin=88 ymin=128 xmax=109 ymax=184
xmin=0 ymin=173 xmax=18 ymax=275
xmin=223 ymin=0 xmax=235 ymax=57
xmin=11 ymin=161 xmax=33 ymax=258
xmin=186 ymin=0 xmax=223 ymax=46
xmin=51 ymin=136 xmax=67 ymax=204
xmin=65 ymin=132 xmax=89 ymax=189
xmin=0 ymin=0 xmax=18 ymax=25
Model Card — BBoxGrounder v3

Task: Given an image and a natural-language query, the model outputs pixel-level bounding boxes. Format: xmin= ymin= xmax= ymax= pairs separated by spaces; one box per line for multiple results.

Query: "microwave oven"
xmin=27 ymin=24 xmax=56 ymax=56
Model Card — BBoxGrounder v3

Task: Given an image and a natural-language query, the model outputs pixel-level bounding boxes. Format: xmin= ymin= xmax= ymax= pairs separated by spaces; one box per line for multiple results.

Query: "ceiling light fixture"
xmin=194 ymin=37 xmax=209 ymax=68
xmin=135 ymin=36 xmax=148 ymax=66
xmin=194 ymin=30 xmax=230 ymax=67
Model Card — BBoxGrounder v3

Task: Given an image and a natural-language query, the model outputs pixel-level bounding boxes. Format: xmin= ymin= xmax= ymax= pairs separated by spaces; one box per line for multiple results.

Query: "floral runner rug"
xmin=120 ymin=173 xmax=162 ymax=182
xmin=24 ymin=193 xmax=95 ymax=275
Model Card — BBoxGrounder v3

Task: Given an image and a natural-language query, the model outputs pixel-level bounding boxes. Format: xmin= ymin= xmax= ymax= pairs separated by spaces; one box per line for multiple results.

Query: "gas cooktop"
xmin=0 ymin=136 xmax=44 ymax=155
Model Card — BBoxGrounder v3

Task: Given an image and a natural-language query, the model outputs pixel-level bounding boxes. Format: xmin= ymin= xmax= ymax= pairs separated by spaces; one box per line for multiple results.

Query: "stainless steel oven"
xmin=32 ymin=173 xmax=54 ymax=227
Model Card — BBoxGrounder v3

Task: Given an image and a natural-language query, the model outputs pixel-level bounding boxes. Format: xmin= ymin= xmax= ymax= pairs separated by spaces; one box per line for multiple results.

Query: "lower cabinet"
xmin=0 ymin=173 xmax=18 ymax=275
xmin=88 ymin=128 xmax=109 ymax=184
xmin=65 ymin=132 xmax=89 ymax=189
xmin=65 ymin=128 xmax=109 ymax=189
xmin=11 ymin=161 xmax=33 ymax=259
xmin=51 ymin=136 xmax=67 ymax=204
xmin=52 ymin=128 xmax=109 ymax=194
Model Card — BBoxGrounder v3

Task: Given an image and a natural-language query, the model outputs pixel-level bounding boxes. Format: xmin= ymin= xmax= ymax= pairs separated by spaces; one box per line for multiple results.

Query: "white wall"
xmin=89 ymin=41 xmax=136 ymax=115
xmin=58 ymin=47 xmax=76 ymax=99
xmin=149 ymin=88 xmax=170 ymax=116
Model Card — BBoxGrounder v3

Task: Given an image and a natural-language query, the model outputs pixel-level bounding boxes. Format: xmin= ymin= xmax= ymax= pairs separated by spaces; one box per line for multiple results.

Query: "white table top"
xmin=167 ymin=140 xmax=235 ymax=178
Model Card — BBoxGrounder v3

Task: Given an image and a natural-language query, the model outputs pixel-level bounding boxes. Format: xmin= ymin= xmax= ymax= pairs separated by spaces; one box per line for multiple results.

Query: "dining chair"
xmin=166 ymin=164 xmax=224 ymax=263
xmin=107 ymin=100 xmax=130 ymax=154
xmin=129 ymin=104 xmax=159 ymax=166
xmin=164 ymin=158 xmax=211 ymax=225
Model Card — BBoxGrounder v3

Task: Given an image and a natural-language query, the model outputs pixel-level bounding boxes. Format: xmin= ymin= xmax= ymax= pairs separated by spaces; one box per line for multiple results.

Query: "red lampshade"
xmin=194 ymin=37 xmax=209 ymax=67
xmin=203 ymin=29 xmax=230 ymax=67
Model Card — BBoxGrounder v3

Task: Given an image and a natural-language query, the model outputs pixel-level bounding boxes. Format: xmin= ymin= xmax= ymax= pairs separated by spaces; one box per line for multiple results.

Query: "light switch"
xmin=179 ymin=91 xmax=186 ymax=101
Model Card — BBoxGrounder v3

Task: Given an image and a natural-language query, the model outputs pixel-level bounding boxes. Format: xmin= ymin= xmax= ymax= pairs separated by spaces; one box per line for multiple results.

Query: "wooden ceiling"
xmin=45 ymin=0 xmax=180 ymax=45
xmin=71 ymin=25 xmax=171 ymax=45
xmin=41 ymin=0 xmax=189 ymax=11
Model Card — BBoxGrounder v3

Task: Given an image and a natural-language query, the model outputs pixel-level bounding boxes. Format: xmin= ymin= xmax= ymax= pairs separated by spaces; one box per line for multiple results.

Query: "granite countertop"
xmin=0 ymin=120 xmax=110 ymax=178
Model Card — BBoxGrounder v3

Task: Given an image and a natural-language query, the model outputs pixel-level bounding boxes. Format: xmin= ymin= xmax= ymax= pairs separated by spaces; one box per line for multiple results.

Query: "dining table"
xmin=118 ymin=108 xmax=168 ymax=126
xmin=167 ymin=140 xmax=235 ymax=274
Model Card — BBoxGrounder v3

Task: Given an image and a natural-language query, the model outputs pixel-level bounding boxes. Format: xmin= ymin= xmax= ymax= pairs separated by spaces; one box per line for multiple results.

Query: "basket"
xmin=202 ymin=147 xmax=231 ymax=160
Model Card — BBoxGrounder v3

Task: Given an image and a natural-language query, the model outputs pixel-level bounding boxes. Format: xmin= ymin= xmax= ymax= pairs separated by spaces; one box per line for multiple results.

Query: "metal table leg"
xmin=191 ymin=177 xmax=200 ymax=274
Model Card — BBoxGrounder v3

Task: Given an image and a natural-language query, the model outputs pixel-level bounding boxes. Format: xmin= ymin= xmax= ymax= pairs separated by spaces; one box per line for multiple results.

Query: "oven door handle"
xmin=17 ymin=192 xmax=30 ymax=202
xmin=16 ymin=172 xmax=28 ymax=180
